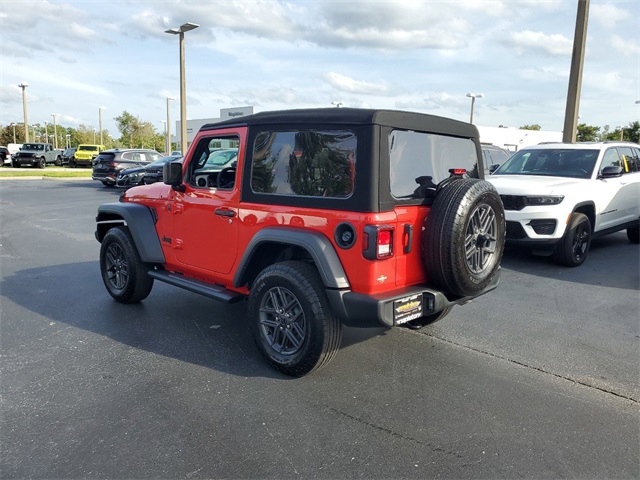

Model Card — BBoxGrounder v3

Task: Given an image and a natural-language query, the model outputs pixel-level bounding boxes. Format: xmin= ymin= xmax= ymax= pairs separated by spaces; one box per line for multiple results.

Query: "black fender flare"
xmin=95 ymin=202 xmax=165 ymax=264
xmin=233 ymin=227 xmax=350 ymax=290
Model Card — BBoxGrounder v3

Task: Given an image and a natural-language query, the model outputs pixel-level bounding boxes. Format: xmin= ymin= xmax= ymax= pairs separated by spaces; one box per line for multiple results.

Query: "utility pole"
xmin=562 ymin=0 xmax=589 ymax=143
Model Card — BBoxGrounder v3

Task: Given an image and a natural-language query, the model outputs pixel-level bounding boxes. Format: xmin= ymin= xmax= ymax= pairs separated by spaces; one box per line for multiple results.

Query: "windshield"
xmin=494 ymin=148 xmax=598 ymax=179
xmin=23 ymin=144 xmax=44 ymax=150
xmin=147 ymin=155 xmax=182 ymax=168
xmin=205 ymin=149 xmax=238 ymax=166
xmin=79 ymin=146 xmax=99 ymax=151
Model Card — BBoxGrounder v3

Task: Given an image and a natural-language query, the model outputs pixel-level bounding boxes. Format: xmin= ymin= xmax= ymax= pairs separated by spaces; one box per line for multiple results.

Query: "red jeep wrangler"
xmin=95 ymin=108 xmax=505 ymax=376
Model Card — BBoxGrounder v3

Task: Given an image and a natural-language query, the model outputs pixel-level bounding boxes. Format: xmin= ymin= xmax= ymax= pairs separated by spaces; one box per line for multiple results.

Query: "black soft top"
xmin=202 ymin=108 xmax=478 ymax=139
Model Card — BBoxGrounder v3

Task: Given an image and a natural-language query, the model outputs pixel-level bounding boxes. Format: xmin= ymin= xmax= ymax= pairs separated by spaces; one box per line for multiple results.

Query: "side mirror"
xmin=489 ymin=164 xmax=500 ymax=174
xmin=599 ymin=165 xmax=623 ymax=178
xmin=164 ymin=161 xmax=185 ymax=191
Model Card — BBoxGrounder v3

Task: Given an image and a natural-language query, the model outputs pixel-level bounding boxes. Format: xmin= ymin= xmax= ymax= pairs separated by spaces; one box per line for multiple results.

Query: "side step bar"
xmin=148 ymin=270 xmax=245 ymax=304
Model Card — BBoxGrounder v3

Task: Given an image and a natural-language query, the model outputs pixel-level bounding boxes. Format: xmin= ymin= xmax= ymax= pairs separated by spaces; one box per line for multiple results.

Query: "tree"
xmin=576 ymin=123 xmax=600 ymax=142
xmin=520 ymin=124 xmax=541 ymax=131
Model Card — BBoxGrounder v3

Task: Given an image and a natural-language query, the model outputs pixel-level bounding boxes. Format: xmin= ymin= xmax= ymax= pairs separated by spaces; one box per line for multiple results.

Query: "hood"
xmin=488 ymin=174 xmax=584 ymax=195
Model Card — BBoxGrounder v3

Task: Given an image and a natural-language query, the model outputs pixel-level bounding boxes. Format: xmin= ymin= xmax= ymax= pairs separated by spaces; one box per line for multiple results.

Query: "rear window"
xmin=389 ymin=130 xmax=479 ymax=198
xmin=251 ymin=130 xmax=356 ymax=198
xmin=95 ymin=153 xmax=115 ymax=162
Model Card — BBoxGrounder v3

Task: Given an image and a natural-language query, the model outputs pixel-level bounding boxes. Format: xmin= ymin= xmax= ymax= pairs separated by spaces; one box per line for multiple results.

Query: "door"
xmin=595 ymin=147 xmax=638 ymax=231
xmin=167 ymin=129 xmax=244 ymax=275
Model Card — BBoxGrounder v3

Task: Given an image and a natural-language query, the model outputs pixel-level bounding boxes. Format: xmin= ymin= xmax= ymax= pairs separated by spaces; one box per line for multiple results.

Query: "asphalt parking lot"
xmin=1 ymin=178 xmax=638 ymax=479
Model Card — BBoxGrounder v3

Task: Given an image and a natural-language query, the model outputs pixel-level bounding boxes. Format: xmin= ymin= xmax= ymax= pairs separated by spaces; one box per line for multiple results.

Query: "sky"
xmin=1 ymin=0 xmax=639 ymax=139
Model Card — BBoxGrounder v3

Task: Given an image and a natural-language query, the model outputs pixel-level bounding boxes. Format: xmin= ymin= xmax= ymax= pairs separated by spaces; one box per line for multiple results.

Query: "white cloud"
xmin=611 ymin=35 xmax=640 ymax=56
xmin=591 ymin=4 xmax=627 ymax=28
xmin=508 ymin=30 xmax=573 ymax=56
xmin=322 ymin=73 xmax=393 ymax=96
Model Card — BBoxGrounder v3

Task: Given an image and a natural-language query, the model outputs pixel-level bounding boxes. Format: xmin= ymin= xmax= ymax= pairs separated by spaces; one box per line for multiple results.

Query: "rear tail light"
xmin=363 ymin=225 xmax=394 ymax=260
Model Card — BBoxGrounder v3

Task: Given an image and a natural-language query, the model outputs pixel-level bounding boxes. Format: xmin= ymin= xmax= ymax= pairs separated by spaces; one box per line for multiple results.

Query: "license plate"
xmin=393 ymin=294 xmax=423 ymax=325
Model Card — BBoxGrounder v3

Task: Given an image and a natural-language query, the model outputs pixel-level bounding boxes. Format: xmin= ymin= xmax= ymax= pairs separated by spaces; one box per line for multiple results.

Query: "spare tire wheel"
xmin=422 ymin=178 xmax=505 ymax=297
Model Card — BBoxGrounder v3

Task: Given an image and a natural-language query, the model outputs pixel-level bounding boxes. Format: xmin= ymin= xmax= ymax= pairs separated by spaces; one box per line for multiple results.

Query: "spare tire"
xmin=422 ymin=178 xmax=505 ymax=297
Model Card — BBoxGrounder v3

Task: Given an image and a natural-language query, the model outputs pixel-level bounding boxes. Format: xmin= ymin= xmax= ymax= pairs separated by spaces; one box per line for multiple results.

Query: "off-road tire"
xmin=38 ymin=158 xmax=46 ymax=169
xmin=627 ymin=224 xmax=639 ymax=244
xmin=69 ymin=159 xmax=76 ymax=168
xmin=248 ymin=261 xmax=342 ymax=377
xmin=55 ymin=156 xmax=62 ymax=166
xmin=405 ymin=307 xmax=452 ymax=330
xmin=423 ymin=178 xmax=505 ymax=297
xmin=552 ymin=213 xmax=591 ymax=267
xmin=100 ymin=226 xmax=154 ymax=303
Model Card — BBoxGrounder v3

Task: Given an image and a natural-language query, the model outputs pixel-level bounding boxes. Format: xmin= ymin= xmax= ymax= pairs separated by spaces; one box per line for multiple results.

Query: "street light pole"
xmin=10 ymin=123 xmax=16 ymax=143
xmin=44 ymin=121 xmax=48 ymax=144
xmin=166 ymin=96 xmax=175 ymax=154
xmin=165 ymin=22 xmax=199 ymax=155
xmin=99 ymin=107 xmax=105 ymax=145
xmin=51 ymin=114 xmax=59 ymax=149
xmin=466 ymin=93 xmax=484 ymax=124
xmin=562 ymin=0 xmax=589 ymax=143
xmin=19 ymin=83 xmax=29 ymax=142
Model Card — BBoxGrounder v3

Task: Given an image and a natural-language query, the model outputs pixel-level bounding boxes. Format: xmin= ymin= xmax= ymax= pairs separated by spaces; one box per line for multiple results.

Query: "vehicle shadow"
xmin=1 ymin=261 xmax=389 ymax=380
xmin=500 ymin=231 xmax=639 ymax=290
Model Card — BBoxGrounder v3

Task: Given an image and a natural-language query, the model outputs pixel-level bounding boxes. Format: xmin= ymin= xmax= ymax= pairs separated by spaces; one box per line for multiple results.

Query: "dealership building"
xmin=172 ymin=106 xmax=254 ymax=150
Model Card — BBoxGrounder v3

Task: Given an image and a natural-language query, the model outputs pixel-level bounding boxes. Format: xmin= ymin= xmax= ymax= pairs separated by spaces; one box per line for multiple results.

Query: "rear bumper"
xmin=92 ymin=173 xmax=116 ymax=184
xmin=327 ymin=270 xmax=501 ymax=328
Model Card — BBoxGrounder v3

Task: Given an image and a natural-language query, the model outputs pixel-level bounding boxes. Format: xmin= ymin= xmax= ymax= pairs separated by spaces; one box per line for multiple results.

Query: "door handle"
xmin=215 ymin=208 xmax=235 ymax=218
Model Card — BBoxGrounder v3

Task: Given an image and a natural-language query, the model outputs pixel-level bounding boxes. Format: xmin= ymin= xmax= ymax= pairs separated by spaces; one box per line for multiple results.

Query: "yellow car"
xmin=70 ymin=144 xmax=105 ymax=168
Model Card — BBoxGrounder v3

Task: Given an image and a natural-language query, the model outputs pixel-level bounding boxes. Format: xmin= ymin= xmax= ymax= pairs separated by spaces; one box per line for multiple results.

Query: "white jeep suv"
xmin=488 ymin=142 xmax=640 ymax=266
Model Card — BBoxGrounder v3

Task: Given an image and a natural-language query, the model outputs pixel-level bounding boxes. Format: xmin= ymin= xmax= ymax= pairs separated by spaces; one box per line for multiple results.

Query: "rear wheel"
xmin=99 ymin=226 xmax=154 ymax=303
xmin=552 ymin=213 xmax=591 ymax=267
xmin=55 ymin=156 xmax=62 ymax=166
xmin=248 ymin=261 xmax=342 ymax=377
xmin=422 ymin=179 xmax=505 ymax=297
xmin=627 ymin=224 xmax=639 ymax=244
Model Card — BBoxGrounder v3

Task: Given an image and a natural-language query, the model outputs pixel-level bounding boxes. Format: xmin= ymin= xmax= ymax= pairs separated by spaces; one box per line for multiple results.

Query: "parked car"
xmin=95 ymin=108 xmax=506 ymax=376
xmin=70 ymin=144 xmax=106 ymax=168
xmin=91 ymin=148 xmax=162 ymax=187
xmin=11 ymin=143 xmax=63 ymax=168
xmin=0 ymin=146 xmax=9 ymax=166
xmin=481 ymin=143 xmax=511 ymax=175
xmin=61 ymin=147 xmax=76 ymax=166
xmin=115 ymin=165 xmax=146 ymax=188
xmin=143 ymin=155 xmax=183 ymax=184
xmin=488 ymin=142 xmax=640 ymax=266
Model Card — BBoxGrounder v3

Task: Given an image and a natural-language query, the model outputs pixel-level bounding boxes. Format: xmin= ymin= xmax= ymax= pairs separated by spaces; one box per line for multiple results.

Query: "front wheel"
xmin=69 ymin=159 xmax=76 ymax=168
xmin=99 ymin=226 xmax=154 ymax=303
xmin=248 ymin=261 xmax=342 ymax=377
xmin=552 ymin=213 xmax=591 ymax=267
xmin=39 ymin=158 xmax=46 ymax=169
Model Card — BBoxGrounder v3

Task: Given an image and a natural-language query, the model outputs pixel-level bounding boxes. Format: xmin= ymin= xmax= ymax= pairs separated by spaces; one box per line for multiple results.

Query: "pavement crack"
xmin=417 ymin=331 xmax=639 ymax=404
xmin=319 ymin=404 xmax=463 ymax=459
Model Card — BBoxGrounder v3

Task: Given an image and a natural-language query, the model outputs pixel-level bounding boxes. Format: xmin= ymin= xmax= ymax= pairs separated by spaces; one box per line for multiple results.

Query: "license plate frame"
xmin=393 ymin=294 xmax=424 ymax=325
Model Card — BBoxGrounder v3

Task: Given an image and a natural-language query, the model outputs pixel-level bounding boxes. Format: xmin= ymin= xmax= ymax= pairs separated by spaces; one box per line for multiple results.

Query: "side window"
xmin=617 ymin=147 xmax=639 ymax=173
xmin=130 ymin=152 xmax=141 ymax=162
xmin=187 ymin=135 xmax=240 ymax=189
xmin=251 ymin=130 xmax=356 ymax=198
xmin=600 ymin=148 xmax=622 ymax=174
xmin=121 ymin=152 xmax=131 ymax=160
